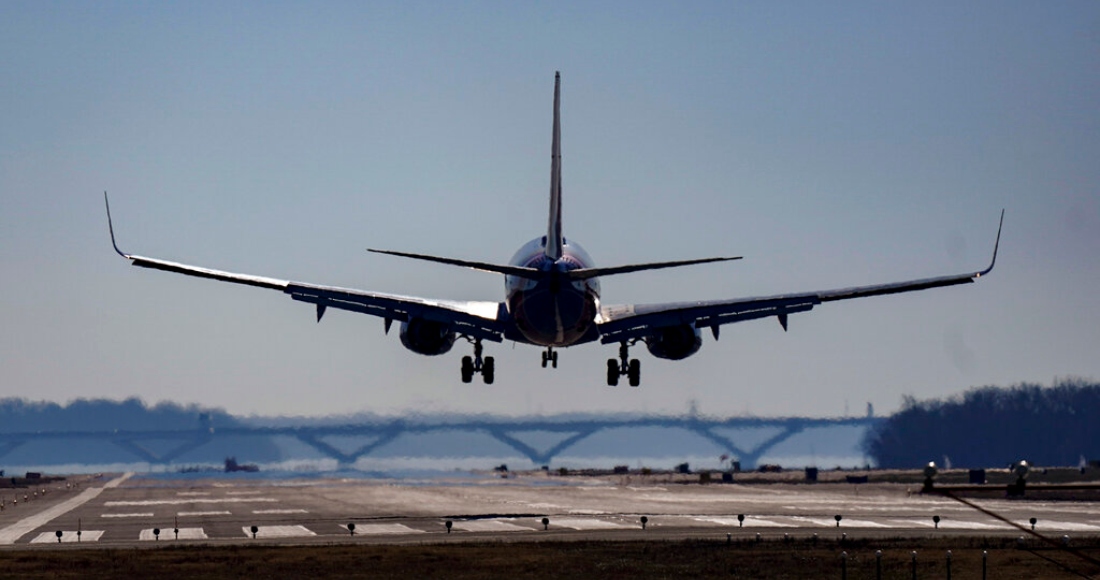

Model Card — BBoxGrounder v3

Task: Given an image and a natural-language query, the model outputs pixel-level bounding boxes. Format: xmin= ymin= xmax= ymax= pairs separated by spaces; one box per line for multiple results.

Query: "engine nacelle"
xmin=399 ymin=318 xmax=456 ymax=356
xmin=644 ymin=324 xmax=703 ymax=360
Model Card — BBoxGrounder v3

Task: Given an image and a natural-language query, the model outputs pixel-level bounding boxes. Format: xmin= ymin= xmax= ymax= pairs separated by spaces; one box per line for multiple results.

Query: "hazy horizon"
xmin=2 ymin=2 xmax=1098 ymax=418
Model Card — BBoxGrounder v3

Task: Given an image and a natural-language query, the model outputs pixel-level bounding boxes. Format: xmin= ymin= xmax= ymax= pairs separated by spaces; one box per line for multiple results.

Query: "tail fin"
xmin=545 ymin=71 xmax=564 ymax=261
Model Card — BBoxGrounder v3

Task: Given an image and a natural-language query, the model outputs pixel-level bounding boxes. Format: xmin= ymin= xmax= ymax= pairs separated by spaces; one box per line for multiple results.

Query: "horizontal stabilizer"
xmin=567 ymin=256 xmax=742 ymax=280
xmin=368 ymin=248 xmax=542 ymax=279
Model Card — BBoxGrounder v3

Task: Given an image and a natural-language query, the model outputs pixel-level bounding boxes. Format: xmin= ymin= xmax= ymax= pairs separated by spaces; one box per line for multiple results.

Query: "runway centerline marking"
xmin=178 ymin=510 xmax=232 ymax=517
xmin=101 ymin=513 xmax=154 ymax=518
xmin=105 ymin=498 xmax=278 ymax=506
xmin=253 ymin=509 xmax=309 ymax=515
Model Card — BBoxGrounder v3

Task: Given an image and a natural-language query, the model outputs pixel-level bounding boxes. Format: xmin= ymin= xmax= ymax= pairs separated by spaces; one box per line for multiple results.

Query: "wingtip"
xmin=976 ymin=209 xmax=1004 ymax=278
xmin=104 ymin=191 xmax=127 ymax=258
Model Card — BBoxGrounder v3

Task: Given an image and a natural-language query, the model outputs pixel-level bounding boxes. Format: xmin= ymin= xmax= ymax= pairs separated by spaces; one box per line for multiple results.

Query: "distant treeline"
xmin=0 ymin=397 xmax=280 ymax=466
xmin=0 ymin=397 xmax=236 ymax=433
xmin=864 ymin=379 xmax=1100 ymax=469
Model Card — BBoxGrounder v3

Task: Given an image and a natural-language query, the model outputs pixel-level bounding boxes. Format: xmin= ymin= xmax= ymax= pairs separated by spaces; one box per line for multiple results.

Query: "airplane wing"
xmin=106 ymin=195 xmax=506 ymax=343
xmin=597 ymin=212 xmax=1003 ymax=345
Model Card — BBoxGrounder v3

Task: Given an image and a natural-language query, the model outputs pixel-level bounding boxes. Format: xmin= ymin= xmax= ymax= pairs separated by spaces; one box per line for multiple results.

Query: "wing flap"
xmin=599 ymin=295 xmax=819 ymax=344
xmin=286 ymin=283 xmax=505 ymax=342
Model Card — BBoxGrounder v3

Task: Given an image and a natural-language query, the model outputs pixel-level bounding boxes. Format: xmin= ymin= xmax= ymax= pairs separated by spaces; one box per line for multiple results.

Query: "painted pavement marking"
xmin=451 ymin=520 xmax=532 ymax=533
xmin=101 ymin=513 xmax=154 ymax=518
xmin=550 ymin=518 xmax=630 ymax=530
xmin=30 ymin=530 xmax=105 ymax=544
xmin=695 ymin=516 xmax=795 ymax=528
xmin=106 ymin=498 xmax=277 ymax=506
xmin=345 ymin=523 xmax=425 ymax=535
xmin=0 ymin=473 xmax=133 ymax=545
xmin=140 ymin=528 xmax=208 ymax=541
xmin=242 ymin=525 xmax=315 ymax=538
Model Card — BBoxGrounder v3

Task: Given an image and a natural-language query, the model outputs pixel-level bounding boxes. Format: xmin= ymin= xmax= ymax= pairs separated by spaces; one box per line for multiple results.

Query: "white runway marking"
xmin=927 ymin=520 xmax=1007 ymax=530
xmin=347 ymin=523 xmax=425 ymax=535
xmin=30 ymin=530 xmax=105 ymax=543
xmin=0 ymin=473 xmax=133 ymax=545
xmin=242 ymin=525 xmax=315 ymax=538
xmin=452 ymin=520 xmax=531 ymax=533
xmin=178 ymin=511 xmax=232 ymax=517
xmin=106 ymin=498 xmax=278 ymax=506
xmin=140 ymin=528 xmax=207 ymax=540
xmin=1015 ymin=520 xmax=1100 ymax=532
xmin=550 ymin=518 xmax=629 ymax=530
xmin=176 ymin=492 xmax=210 ymax=496
xmin=788 ymin=516 xmax=890 ymax=529
xmin=253 ymin=509 xmax=309 ymax=515
xmin=696 ymin=517 xmax=794 ymax=528
xmin=102 ymin=513 xmax=154 ymax=518
xmin=226 ymin=491 xmax=264 ymax=495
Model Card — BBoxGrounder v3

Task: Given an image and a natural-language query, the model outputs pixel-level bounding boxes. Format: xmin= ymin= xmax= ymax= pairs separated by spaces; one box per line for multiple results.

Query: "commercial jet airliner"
xmin=106 ymin=72 xmax=1002 ymax=387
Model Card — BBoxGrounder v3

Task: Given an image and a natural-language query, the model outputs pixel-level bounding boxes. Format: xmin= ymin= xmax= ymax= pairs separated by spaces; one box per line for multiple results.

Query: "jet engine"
xmin=644 ymin=324 xmax=703 ymax=360
xmin=399 ymin=318 xmax=456 ymax=356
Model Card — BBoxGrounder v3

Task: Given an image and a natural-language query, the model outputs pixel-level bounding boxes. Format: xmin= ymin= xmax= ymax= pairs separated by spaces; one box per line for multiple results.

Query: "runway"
xmin=2 ymin=471 xmax=1099 ymax=548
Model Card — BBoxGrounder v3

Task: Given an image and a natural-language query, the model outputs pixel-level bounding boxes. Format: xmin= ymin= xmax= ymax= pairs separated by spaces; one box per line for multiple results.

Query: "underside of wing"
xmin=599 ymin=211 xmax=1003 ymax=344
xmin=107 ymin=194 xmax=507 ymax=342
xmin=598 ymin=270 xmax=982 ymax=345
xmin=286 ymin=283 xmax=505 ymax=343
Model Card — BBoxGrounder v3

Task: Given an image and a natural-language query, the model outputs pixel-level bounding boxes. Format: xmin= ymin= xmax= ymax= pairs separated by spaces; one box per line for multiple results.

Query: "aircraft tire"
xmin=483 ymin=357 xmax=495 ymax=384
xmin=628 ymin=359 xmax=641 ymax=387
xmin=461 ymin=356 xmax=474 ymax=383
xmin=606 ymin=359 xmax=619 ymax=386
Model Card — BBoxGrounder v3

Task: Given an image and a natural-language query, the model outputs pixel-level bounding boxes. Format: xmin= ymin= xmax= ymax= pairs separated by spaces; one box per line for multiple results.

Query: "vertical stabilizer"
xmin=545 ymin=71 xmax=564 ymax=261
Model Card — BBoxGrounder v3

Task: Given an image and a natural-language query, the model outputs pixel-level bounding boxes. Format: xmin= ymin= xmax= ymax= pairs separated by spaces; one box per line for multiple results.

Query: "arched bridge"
xmin=0 ymin=415 xmax=881 ymax=470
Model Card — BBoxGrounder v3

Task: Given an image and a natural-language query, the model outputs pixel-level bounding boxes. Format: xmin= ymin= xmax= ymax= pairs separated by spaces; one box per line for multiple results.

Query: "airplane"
xmin=105 ymin=72 xmax=1003 ymax=387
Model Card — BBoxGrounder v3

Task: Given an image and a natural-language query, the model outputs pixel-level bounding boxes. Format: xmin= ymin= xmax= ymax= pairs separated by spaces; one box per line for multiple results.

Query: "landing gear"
xmin=461 ymin=339 xmax=494 ymax=384
xmin=541 ymin=347 xmax=558 ymax=368
xmin=607 ymin=341 xmax=641 ymax=387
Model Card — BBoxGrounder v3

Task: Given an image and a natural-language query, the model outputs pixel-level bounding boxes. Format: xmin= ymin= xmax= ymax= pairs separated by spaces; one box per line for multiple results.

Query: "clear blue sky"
xmin=2 ymin=1 xmax=1097 ymax=419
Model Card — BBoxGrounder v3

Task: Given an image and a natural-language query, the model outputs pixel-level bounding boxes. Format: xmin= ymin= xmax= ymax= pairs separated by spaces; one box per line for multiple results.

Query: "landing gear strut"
xmin=607 ymin=340 xmax=641 ymax=387
xmin=461 ymin=338 xmax=494 ymax=384
xmin=541 ymin=347 xmax=558 ymax=368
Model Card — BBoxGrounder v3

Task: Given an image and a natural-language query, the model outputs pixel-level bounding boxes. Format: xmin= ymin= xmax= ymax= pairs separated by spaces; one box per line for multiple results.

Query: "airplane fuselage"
xmin=504 ymin=237 xmax=601 ymax=347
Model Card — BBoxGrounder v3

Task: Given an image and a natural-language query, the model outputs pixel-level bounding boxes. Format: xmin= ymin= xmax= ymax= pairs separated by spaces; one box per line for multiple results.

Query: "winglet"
xmin=545 ymin=71 xmax=564 ymax=261
xmin=975 ymin=209 xmax=1004 ymax=278
xmin=104 ymin=191 xmax=128 ymax=258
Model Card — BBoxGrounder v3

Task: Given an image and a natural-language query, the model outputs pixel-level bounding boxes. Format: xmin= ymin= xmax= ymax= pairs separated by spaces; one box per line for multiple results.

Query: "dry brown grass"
xmin=3 ymin=536 xmax=1099 ymax=579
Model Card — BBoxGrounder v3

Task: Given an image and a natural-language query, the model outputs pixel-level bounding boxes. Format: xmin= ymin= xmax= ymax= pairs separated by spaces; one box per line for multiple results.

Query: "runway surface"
xmin=2 ymin=471 xmax=1099 ymax=548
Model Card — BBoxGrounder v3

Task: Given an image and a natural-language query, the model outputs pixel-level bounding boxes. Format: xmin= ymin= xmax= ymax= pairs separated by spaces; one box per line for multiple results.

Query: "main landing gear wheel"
xmin=461 ymin=356 xmax=474 ymax=383
xmin=541 ymin=347 xmax=558 ymax=369
xmin=460 ymin=338 xmax=494 ymax=384
xmin=607 ymin=340 xmax=641 ymax=387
